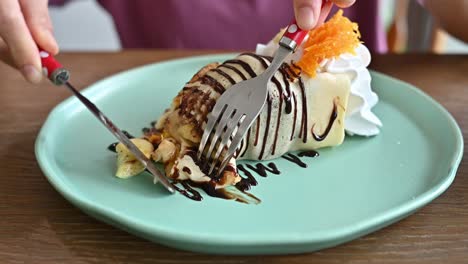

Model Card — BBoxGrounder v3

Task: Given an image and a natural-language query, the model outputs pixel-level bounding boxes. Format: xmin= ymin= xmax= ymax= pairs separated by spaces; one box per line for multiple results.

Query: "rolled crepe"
xmin=115 ymin=53 xmax=351 ymax=188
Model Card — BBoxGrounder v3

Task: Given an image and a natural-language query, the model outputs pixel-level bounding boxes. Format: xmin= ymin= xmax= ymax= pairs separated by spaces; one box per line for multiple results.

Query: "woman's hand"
xmin=0 ymin=0 xmax=58 ymax=83
xmin=293 ymin=0 xmax=356 ymax=30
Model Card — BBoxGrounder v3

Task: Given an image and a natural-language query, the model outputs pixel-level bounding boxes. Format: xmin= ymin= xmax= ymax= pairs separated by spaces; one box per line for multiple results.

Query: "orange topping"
xmin=297 ymin=10 xmax=361 ymax=77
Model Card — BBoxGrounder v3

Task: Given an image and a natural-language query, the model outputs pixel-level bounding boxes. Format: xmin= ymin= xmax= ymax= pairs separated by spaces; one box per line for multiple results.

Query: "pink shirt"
xmin=51 ymin=0 xmax=387 ymax=52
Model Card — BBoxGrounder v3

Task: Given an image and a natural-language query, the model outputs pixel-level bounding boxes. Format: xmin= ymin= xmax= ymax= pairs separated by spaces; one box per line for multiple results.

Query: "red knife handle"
xmin=279 ymin=0 xmax=330 ymax=51
xmin=39 ymin=48 xmax=70 ymax=85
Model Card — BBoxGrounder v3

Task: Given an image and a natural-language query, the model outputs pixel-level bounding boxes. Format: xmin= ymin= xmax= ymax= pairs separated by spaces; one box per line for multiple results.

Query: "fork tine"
xmin=216 ymin=115 xmax=256 ymax=177
xmin=207 ymin=111 xmax=244 ymax=175
xmin=202 ymin=106 xmax=236 ymax=170
xmin=197 ymin=103 xmax=227 ymax=160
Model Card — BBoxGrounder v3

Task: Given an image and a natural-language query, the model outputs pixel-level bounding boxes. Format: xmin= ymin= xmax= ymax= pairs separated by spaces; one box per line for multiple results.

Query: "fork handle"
xmin=279 ymin=0 xmax=330 ymax=51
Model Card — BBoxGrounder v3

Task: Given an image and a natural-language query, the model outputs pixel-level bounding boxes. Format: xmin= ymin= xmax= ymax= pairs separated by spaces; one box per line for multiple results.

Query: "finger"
xmin=20 ymin=0 xmax=59 ymax=55
xmin=293 ymin=0 xmax=323 ymax=30
xmin=332 ymin=0 xmax=356 ymax=8
xmin=317 ymin=1 xmax=333 ymax=26
xmin=0 ymin=38 xmax=16 ymax=68
xmin=0 ymin=0 xmax=42 ymax=83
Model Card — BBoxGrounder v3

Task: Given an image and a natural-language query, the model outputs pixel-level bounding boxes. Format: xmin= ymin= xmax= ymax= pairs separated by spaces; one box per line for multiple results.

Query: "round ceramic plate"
xmin=35 ymin=54 xmax=463 ymax=255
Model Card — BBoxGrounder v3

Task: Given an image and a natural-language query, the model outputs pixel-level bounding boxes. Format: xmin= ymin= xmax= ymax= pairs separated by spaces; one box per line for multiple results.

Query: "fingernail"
xmin=21 ymin=65 xmax=42 ymax=84
xmin=298 ymin=6 xmax=316 ymax=29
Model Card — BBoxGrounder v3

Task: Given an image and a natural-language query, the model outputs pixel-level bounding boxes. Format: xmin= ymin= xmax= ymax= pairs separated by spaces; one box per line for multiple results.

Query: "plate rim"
xmin=35 ymin=53 xmax=464 ymax=247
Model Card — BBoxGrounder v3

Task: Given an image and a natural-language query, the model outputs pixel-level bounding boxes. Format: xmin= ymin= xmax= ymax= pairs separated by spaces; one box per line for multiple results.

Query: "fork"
xmin=197 ymin=19 xmax=316 ymax=177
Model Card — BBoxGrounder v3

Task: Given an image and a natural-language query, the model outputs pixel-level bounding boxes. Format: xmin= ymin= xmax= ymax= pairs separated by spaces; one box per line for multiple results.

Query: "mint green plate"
xmin=35 ymin=54 xmax=463 ymax=255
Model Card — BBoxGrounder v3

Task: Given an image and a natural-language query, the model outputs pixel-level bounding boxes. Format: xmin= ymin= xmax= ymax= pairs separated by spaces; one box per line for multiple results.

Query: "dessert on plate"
xmin=109 ymin=11 xmax=382 ymax=203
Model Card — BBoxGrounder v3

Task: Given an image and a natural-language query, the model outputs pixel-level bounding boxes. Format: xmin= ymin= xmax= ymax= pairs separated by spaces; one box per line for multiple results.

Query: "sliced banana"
xmin=115 ymin=138 xmax=154 ymax=179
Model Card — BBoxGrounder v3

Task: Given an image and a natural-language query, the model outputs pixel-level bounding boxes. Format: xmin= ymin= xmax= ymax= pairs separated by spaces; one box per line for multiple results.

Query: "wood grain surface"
xmin=0 ymin=51 xmax=466 ymax=264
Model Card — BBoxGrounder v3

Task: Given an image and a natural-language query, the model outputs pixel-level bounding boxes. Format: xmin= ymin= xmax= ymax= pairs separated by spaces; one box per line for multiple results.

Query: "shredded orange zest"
xmin=297 ymin=10 xmax=361 ymax=77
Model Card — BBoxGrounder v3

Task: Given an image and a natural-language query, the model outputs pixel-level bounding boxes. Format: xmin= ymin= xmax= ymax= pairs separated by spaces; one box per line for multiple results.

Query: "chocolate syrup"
xmin=201 ymin=75 xmax=225 ymax=94
xmin=298 ymin=150 xmax=320 ymax=158
xmin=271 ymin=92 xmax=282 ymax=156
xmin=212 ymin=68 xmax=236 ymax=85
xmin=258 ymin=97 xmax=272 ymax=160
xmin=219 ymin=65 xmax=247 ymax=80
xmin=107 ymin=142 xmax=118 ymax=153
xmin=312 ymin=103 xmax=338 ymax=141
xmin=245 ymin=163 xmax=280 ymax=177
xmin=173 ymin=181 xmax=203 ymax=201
xmin=107 ymin=130 xmax=134 ymax=153
xmin=240 ymin=129 xmax=250 ymax=158
xmin=182 ymin=167 xmax=192 ymax=175
xmin=122 ymin=130 xmax=134 ymax=139
xmin=290 ymin=93 xmax=298 ymax=141
xmin=280 ymin=66 xmax=293 ymax=114
xmin=223 ymin=59 xmax=257 ymax=78
xmin=298 ymin=77 xmax=308 ymax=143
xmin=254 ymin=117 xmax=261 ymax=146
xmin=236 ymin=164 xmax=258 ymax=191
xmin=282 ymin=153 xmax=308 ymax=168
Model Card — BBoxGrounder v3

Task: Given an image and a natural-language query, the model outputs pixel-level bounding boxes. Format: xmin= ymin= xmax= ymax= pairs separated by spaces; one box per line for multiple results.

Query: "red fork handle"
xmin=279 ymin=0 xmax=331 ymax=51
xmin=39 ymin=48 xmax=70 ymax=85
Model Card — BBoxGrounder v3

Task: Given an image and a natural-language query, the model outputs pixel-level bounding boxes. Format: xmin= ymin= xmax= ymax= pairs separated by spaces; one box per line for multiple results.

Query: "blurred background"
xmin=50 ymin=0 xmax=468 ymax=53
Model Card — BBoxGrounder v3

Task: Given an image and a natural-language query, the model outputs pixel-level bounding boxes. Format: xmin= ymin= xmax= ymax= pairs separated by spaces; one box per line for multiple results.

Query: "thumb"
xmin=332 ymin=0 xmax=356 ymax=8
xmin=293 ymin=0 xmax=323 ymax=30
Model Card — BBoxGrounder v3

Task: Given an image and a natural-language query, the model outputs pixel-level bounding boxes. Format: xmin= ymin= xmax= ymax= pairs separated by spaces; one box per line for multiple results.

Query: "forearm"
xmin=423 ymin=0 xmax=468 ymax=42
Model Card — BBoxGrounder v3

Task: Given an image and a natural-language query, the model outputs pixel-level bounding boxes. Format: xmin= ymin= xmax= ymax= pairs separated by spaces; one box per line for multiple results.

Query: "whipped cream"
xmin=174 ymin=154 xmax=210 ymax=182
xmin=256 ymin=42 xmax=382 ymax=136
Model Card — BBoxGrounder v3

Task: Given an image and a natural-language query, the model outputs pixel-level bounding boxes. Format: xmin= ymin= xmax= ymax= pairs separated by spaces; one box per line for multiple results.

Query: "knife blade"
xmin=39 ymin=49 xmax=176 ymax=194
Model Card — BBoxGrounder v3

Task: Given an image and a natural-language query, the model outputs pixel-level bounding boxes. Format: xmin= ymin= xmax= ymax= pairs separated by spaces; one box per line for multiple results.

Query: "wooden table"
xmin=0 ymin=51 xmax=466 ymax=264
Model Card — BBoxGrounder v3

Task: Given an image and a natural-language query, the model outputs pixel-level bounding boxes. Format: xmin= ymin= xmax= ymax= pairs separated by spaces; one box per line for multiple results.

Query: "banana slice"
xmin=115 ymin=138 xmax=154 ymax=178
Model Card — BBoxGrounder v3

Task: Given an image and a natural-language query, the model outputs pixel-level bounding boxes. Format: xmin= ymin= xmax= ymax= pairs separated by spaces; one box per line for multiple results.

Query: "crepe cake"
xmin=109 ymin=11 xmax=382 ymax=203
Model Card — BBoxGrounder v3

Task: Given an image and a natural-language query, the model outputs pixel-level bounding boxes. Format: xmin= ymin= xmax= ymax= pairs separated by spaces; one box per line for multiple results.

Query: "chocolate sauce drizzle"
xmin=312 ymin=102 xmax=338 ymax=141
xmin=212 ymin=68 xmax=236 ymax=85
xmin=236 ymin=164 xmax=258 ymax=191
xmin=174 ymin=178 xmax=259 ymax=204
xmin=290 ymin=93 xmax=298 ymax=141
xmin=258 ymin=97 xmax=272 ymax=160
xmin=173 ymin=181 xmax=203 ymax=201
xmin=254 ymin=117 xmax=261 ymax=146
xmin=171 ymin=149 xmax=319 ymax=203
xmin=218 ymin=65 xmax=247 ymax=80
xmin=245 ymin=162 xmax=280 ymax=177
xmin=201 ymin=75 xmax=225 ymax=94
xmin=122 ymin=130 xmax=134 ymax=139
xmin=282 ymin=153 xmax=308 ymax=168
xmin=107 ymin=142 xmax=118 ymax=153
xmin=107 ymin=130 xmax=134 ymax=153
xmin=224 ymin=59 xmax=257 ymax=78
xmin=298 ymin=78 xmax=308 ymax=143
xmin=298 ymin=150 xmax=319 ymax=158
xmin=235 ymin=162 xmax=280 ymax=192
xmin=239 ymin=129 xmax=250 ymax=158
xmin=182 ymin=166 xmax=192 ymax=175
xmin=234 ymin=150 xmax=319 ymax=196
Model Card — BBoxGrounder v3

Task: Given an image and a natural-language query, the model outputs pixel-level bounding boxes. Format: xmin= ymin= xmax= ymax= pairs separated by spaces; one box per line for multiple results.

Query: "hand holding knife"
xmin=39 ymin=49 xmax=176 ymax=194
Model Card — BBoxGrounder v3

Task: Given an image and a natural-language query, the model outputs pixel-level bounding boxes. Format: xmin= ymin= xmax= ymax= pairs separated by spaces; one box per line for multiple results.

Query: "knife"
xmin=39 ymin=49 xmax=176 ymax=194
